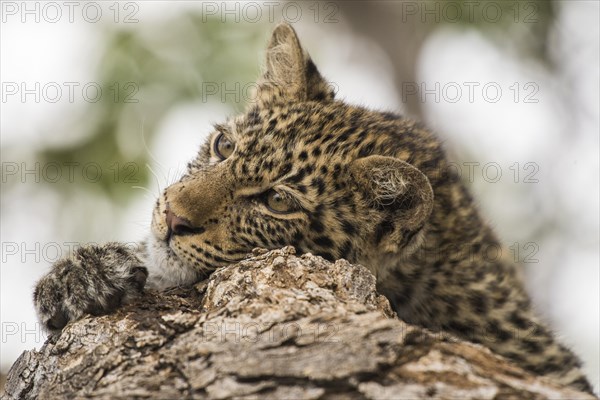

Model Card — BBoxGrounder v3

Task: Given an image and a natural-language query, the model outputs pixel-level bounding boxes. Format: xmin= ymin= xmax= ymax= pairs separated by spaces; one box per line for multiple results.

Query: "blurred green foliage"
xmin=35 ymin=16 xmax=268 ymax=206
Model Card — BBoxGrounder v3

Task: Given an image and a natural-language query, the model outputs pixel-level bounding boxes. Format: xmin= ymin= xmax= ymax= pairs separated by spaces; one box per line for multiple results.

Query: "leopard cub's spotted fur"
xmin=34 ymin=23 xmax=593 ymax=393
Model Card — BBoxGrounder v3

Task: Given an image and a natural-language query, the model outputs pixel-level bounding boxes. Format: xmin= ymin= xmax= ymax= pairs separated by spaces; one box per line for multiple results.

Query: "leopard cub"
xmin=34 ymin=23 xmax=593 ymax=393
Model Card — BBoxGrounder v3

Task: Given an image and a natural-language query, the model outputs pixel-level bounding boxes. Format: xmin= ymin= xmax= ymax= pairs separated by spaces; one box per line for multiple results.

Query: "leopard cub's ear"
xmin=257 ymin=22 xmax=334 ymax=105
xmin=350 ymin=155 xmax=434 ymax=253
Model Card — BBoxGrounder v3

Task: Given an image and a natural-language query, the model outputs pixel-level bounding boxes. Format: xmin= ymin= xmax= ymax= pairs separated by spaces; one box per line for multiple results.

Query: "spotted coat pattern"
xmin=34 ymin=23 xmax=593 ymax=393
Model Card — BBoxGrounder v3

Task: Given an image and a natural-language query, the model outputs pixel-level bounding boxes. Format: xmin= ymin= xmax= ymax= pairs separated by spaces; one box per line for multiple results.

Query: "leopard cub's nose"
xmin=165 ymin=204 xmax=203 ymax=236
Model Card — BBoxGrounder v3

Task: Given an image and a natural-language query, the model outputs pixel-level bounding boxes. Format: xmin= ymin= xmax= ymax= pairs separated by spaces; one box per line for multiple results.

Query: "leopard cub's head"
xmin=146 ymin=23 xmax=436 ymax=288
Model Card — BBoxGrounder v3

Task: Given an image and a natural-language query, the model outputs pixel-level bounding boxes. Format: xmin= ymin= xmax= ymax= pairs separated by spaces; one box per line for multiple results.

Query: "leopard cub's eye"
xmin=265 ymin=190 xmax=296 ymax=214
xmin=214 ymin=133 xmax=235 ymax=160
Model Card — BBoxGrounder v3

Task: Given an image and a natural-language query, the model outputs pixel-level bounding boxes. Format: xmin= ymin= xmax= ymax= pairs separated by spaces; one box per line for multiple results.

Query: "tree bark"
xmin=2 ymin=247 xmax=594 ymax=399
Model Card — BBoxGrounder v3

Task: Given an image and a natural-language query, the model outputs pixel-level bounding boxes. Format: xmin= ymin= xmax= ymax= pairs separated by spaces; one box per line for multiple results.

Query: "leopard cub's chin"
xmin=144 ymin=233 xmax=202 ymax=290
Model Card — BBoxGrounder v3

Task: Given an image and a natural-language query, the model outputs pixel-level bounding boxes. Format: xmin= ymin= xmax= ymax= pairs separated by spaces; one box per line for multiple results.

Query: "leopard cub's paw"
xmin=33 ymin=242 xmax=148 ymax=332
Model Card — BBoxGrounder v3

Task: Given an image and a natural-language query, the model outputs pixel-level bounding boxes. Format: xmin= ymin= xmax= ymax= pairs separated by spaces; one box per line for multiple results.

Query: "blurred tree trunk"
xmin=334 ymin=1 xmax=434 ymax=119
xmin=334 ymin=0 xmax=556 ymax=120
xmin=2 ymin=248 xmax=593 ymax=399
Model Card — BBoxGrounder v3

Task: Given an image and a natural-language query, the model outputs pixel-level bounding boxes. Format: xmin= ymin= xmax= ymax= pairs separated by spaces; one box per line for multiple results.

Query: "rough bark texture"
xmin=2 ymin=247 xmax=595 ymax=399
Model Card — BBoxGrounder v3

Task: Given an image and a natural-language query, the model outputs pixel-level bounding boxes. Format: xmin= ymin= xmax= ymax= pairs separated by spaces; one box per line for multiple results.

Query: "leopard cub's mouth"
xmin=145 ymin=192 xmax=248 ymax=289
xmin=144 ymin=196 xmax=206 ymax=289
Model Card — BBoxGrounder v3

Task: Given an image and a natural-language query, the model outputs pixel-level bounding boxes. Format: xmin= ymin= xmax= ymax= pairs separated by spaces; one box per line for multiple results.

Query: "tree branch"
xmin=3 ymin=248 xmax=594 ymax=399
